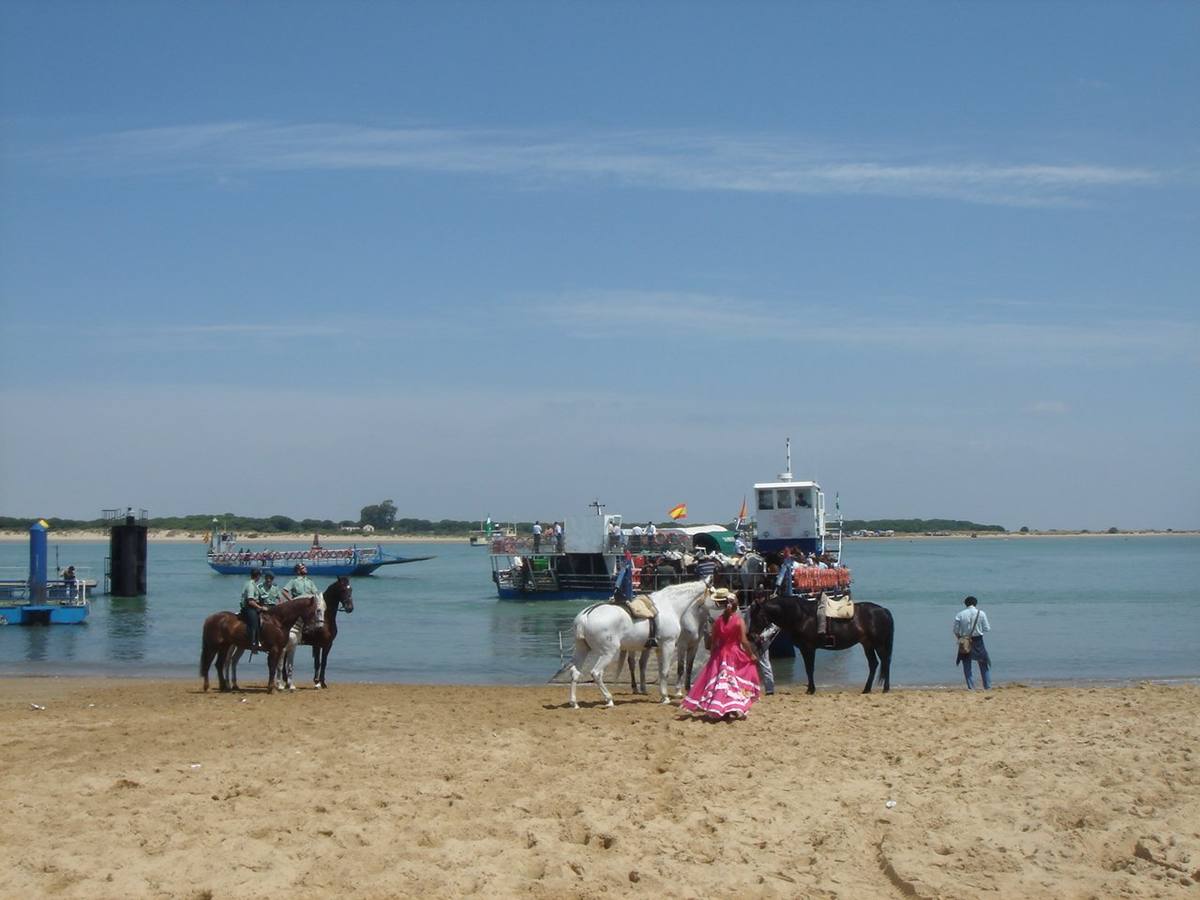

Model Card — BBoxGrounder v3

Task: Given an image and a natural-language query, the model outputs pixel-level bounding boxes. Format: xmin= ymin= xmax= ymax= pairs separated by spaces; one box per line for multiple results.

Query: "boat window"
xmin=776 ymin=489 xmax=793 ymax=509
xmin=757 ymin=489 xmax=774 ymax=511
xmin=797 ymin=491 xmax=810 ymax=508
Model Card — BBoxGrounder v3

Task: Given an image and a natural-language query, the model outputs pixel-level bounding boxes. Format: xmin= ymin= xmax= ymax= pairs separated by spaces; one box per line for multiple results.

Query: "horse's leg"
xmin=638 ymin=648 xmax=650 ymax=696
xmin=283 ymin=636 xmax=296 ymax=691
xmin=317 ymin=644 xmax=330 ymax=689
xmin=567 ymin=638 xmax=591 ymax=709
xmin=201 ymin=638 xmax=216 ymax=692
xmin=229 ymin=647 xmax=243 ymax=692
xmin=656 ymin=639 xmax=677 ymax=704
xmin=312 ymin=643 xmax=322 ymax=689
xmin=861 ymin=642 xmax=879 ymax=694
xmin=266 ymin=648 xmax=277 ymax=694
xmin=685 ymin=644 xmax=699 ymax=693
xmin=590 ymin=645 xmax=619 ymax=708
xmin=800 ymin=643 xmax=818 ymax=694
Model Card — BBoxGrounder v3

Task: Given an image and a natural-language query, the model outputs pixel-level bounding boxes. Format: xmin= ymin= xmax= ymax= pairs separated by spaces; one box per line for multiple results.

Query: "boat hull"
xmin=0 ymin=603 xmax=89 ymax=625
xmin=206 ymin=549 xmax=433 ymax=578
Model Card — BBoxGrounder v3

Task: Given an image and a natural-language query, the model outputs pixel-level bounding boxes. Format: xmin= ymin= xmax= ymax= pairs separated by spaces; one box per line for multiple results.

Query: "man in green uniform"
xmin=240 ymin=567 xmax=267 ymax=652
xmin=258 ymin=572 xmax=281 ymax=607
xmin=283 ymin=562 xmax=324 ymax=632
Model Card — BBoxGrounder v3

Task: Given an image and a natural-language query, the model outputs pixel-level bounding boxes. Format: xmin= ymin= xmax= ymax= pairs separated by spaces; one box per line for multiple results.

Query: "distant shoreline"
xmin=0 ymin=529 xmax=1194 ymax=544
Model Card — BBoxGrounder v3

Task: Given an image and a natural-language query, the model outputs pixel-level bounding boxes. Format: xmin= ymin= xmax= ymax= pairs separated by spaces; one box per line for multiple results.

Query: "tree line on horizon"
xmin=2 ymin=510 xmax=1012 ymax=535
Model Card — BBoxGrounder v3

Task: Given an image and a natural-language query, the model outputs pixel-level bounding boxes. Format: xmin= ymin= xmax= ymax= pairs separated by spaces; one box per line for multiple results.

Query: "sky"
xmin=1 ymin=2 xmax=1197 ymax=531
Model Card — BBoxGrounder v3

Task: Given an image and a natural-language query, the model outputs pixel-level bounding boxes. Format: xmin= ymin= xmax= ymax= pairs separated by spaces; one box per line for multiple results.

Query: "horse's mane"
xmin=264 ymin=595 xmax=313 ymax=622
xmin=649 ymin=579 xmax=708 ymax=605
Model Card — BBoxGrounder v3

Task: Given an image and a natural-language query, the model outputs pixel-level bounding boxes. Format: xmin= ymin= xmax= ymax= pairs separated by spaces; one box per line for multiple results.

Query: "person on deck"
xmin=775 ymin=548 xmax=796 ymax=598
xmin=953 ymin=595 xmax=992 ymax=690
xmin=240 ymin=568 xmax=267 ymax=652
xmin=283 ymin=563 xmax=325 ymax=632
xmin=646 ymin=522 xmax=656 ymax=547
xmin=532 ymin=521 xmax=542 ymax=553
xmin=554 ymin=521 xmax=564 ymax=552
xmin=694 ymin=549 xmax=719 ymax=582
xmin=680 ymin=590 xmax=761 ymax=719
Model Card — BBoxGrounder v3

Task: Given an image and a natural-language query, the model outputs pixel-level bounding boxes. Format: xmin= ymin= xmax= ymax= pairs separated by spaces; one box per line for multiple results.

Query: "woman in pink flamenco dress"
xmin=680 ymin=592 xmax=762 ymax=719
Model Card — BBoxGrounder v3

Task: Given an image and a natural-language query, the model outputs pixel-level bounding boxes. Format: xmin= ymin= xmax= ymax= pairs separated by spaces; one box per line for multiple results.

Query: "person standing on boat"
xmin=775 ymin=548 xmax=796 ymax=598
xmin=646 ymin=521 xmax=656 ymax=548
xmin=953 ymin=595 xmax=992 ymax=690
xmin=240 ymin=568 xmax=267 ymax=652
xmin=283 ymin=563 xmax=325 ymax=631
xmin=554 ymin=521 xmax=564 ymax=552
xmin=532 ymin=521 xmax=542 ymax=553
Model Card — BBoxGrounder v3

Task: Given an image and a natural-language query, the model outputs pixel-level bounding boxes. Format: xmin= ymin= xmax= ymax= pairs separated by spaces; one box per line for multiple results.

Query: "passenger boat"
xmin=205 ymin=531 xmax=433 ymax=577
xmin=489 ymin=501 xmax=701 ymax=601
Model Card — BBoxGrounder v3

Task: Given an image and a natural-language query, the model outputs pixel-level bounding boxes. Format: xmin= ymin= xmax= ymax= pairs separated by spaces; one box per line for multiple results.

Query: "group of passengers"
xmin=239 ymin=562 xmax=325 ymax=652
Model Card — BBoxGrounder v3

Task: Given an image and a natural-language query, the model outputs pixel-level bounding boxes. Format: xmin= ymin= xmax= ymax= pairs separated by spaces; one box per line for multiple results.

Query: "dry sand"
xmin=2 ymin=678 xmax=1197 ymax=899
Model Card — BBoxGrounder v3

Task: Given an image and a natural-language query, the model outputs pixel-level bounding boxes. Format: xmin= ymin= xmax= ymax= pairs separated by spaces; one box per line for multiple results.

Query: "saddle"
xmin=616 ymin=594 xmax=658 ymax=621
xmin=819 ymin=593 xmax=855 ymax=620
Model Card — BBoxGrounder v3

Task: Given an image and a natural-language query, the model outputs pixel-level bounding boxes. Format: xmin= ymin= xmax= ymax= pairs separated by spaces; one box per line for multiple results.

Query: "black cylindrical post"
xmin=109 ymin=514 xmax=148 ymax=597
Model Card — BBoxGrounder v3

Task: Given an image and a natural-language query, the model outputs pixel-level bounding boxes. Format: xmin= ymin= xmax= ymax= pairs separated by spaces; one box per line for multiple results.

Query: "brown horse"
xmin=200 ymin=595 xmax=317 ymax=693
xmin=276 ymin=577 xmax=353 ymax=690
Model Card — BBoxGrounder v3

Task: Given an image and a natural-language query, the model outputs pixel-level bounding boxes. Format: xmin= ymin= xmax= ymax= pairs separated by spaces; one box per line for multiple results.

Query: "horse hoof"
xmin=604 ymin=700 xmax=614 ymax=709
xmin=569 ymin=702 xmax=579 ymax=710
xmin=659 ymin=696 xmax=671 ymax=705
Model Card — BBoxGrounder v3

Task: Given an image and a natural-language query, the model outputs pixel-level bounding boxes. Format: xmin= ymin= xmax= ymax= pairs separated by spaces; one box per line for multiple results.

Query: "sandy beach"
xmin=2 ymin=678 xmax=1196 ymax=898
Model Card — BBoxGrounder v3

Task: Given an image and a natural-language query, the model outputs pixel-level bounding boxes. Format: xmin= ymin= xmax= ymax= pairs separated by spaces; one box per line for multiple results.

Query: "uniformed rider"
xmin=240 ymin=567 xmax=267 ymax=652
xmin=282 ymin=562 xmax=325 ymax=632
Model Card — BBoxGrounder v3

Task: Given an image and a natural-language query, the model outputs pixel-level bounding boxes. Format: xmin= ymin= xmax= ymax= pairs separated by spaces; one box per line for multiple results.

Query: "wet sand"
xmin=1 ymin=677 xmax=1197 ymax=898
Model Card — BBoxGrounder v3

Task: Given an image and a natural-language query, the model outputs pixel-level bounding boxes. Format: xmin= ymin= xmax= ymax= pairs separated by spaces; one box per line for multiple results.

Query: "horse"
xmin=620 ymin=584 xmax=720 ymax=695
xmin=749 ymin=594 xmax=894 ymax=694
xmin=226 ymin=578 xmax=354 ymax=692
xmin=733 ymin=552 xmax=768 ymax=605
xmin=560 ymin=579 xmax=713 ymax=709
xmin=277 ymin=577 xmax=353 ymax=691
xmin=199 ymin=595 xmax=318 ymax=693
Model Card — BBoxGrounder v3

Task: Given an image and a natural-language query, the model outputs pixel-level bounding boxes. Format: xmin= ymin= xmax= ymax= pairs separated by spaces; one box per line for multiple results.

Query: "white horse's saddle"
xmin=620 ymin=594 xmax=658 ymax=620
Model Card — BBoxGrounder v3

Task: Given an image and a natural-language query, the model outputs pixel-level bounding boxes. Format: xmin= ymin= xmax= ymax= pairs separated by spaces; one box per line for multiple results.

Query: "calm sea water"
xmin=1 ymin=536 xmax=1197 ymax=688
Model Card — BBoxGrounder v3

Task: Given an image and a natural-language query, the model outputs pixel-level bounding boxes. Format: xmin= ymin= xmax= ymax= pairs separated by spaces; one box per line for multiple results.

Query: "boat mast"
xmin=780 ymin=437 xmax=793 ymax=482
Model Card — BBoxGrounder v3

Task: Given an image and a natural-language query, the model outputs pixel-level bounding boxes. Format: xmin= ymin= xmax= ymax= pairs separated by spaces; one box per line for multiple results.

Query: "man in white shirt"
xmin=953 ymin=595 xmax=992 ymax=690
xmin=532 ymin=521 xmax=542 ymax=553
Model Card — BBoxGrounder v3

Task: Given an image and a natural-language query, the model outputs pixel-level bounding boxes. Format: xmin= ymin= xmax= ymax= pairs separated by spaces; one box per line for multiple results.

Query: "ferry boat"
xmin=752 ymin=438 xmax=850 ymax=597
xmin=205 ymin=530 xmax=433 ymax=577
xmin=489 ymin=501 xmax=697 ymax=601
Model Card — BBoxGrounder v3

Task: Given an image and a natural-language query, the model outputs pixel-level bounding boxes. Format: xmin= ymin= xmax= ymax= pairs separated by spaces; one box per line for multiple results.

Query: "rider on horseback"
xmin=240 ymin=568 xmax=267 ymax=652
xmin=282 ymin=563 xmax=325 ymax=633
xmin=612 ymin=551 xmax=658 ymax=648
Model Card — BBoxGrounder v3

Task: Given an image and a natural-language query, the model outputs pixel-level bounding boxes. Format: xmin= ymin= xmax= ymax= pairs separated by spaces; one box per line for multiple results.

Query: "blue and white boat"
xmin=0 ymin=522 xmax=92 ymax=625
xmin=206 ymin=531 xmax=434 ymax=577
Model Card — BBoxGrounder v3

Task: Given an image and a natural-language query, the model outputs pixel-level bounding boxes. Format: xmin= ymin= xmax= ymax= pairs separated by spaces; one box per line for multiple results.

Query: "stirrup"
xmin=823 ymin=634 xmax=836 ymax=649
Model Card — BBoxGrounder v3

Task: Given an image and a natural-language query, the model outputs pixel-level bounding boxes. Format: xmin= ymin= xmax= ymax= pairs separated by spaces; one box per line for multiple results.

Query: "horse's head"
xmin=327 ymin=576 xmax=354 ymax=613
xmin=748 ymin=593 xmax=783 ymax=637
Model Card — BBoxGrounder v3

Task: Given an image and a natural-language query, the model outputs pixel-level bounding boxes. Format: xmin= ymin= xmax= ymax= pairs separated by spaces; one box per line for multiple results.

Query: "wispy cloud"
xmin=43 ymin=121 xmax=1163 ymax=208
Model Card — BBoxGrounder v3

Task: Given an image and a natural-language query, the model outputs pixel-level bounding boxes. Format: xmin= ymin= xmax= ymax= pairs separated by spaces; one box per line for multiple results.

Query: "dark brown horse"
xmin=749 ymin=595 xmax=894 ymax=694
xmin=277 ymin=577 xmax=353 ymax=690
xmin=200 ymin=595 xmax=317 ymax=693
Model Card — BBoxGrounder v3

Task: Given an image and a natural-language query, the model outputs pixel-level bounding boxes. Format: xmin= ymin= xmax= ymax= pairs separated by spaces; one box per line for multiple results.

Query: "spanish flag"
xmin=668 ymin=503 xmax=688 ymax=521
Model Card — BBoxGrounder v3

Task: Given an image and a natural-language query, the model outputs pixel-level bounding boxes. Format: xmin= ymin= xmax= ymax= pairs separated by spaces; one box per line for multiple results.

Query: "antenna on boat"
xmin=588 ymin=499 xmax=606 ymax=516
xmin=780 ymin=437 xmax=794 ymax=482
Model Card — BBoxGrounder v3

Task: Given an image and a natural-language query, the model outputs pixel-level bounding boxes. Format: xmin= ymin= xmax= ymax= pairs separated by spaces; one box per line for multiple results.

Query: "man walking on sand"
xmin=953 ymin=595 xmax=992 ymax=690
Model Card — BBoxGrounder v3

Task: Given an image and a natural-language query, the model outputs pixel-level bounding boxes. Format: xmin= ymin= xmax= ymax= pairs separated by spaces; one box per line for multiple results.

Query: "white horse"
xmin=565 ymin=580 xmax=712 ymax=709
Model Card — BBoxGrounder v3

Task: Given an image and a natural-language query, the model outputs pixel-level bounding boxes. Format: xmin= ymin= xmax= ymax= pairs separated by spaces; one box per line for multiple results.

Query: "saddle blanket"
xmin=626 ymin=595 xmax=658 ymax=620
xmin=820 ymin=594 xmax=855 ymax=620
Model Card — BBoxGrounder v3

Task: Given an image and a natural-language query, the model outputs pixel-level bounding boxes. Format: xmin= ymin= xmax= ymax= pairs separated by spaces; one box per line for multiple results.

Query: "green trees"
xmin=359 ymin=500 xmax=397 ymax=530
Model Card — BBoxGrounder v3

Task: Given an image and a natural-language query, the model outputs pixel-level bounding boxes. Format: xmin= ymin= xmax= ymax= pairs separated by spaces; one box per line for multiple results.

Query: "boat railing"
xmin=490 ymin=533 xmax=692 ymax=555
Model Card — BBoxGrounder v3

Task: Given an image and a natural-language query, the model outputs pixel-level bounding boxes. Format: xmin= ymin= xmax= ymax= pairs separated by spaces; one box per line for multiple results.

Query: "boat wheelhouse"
xmin=751 ymin=440 xmax=843 ymax=563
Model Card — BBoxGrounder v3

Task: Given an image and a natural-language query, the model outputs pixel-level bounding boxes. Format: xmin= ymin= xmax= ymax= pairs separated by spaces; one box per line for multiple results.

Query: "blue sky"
xmin=1 ymin=2 xmax=1197 ymax=530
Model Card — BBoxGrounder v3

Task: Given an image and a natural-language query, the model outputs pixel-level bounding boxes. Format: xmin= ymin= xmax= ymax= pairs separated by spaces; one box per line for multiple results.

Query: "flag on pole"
xmin=668 ymin=503 xmax=688 ymax=521
xmin=484 ymin=516 xmax=493 ymax=536
xmin=835 ymin=493 xmax=840 ymax=517
xmin=735 ymin=496 xmax=747 ymax=531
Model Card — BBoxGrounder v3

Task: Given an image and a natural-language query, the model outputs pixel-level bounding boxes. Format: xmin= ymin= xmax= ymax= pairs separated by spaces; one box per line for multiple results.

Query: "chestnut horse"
xmin=199 ymin=595 xmax=317 ymax=693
